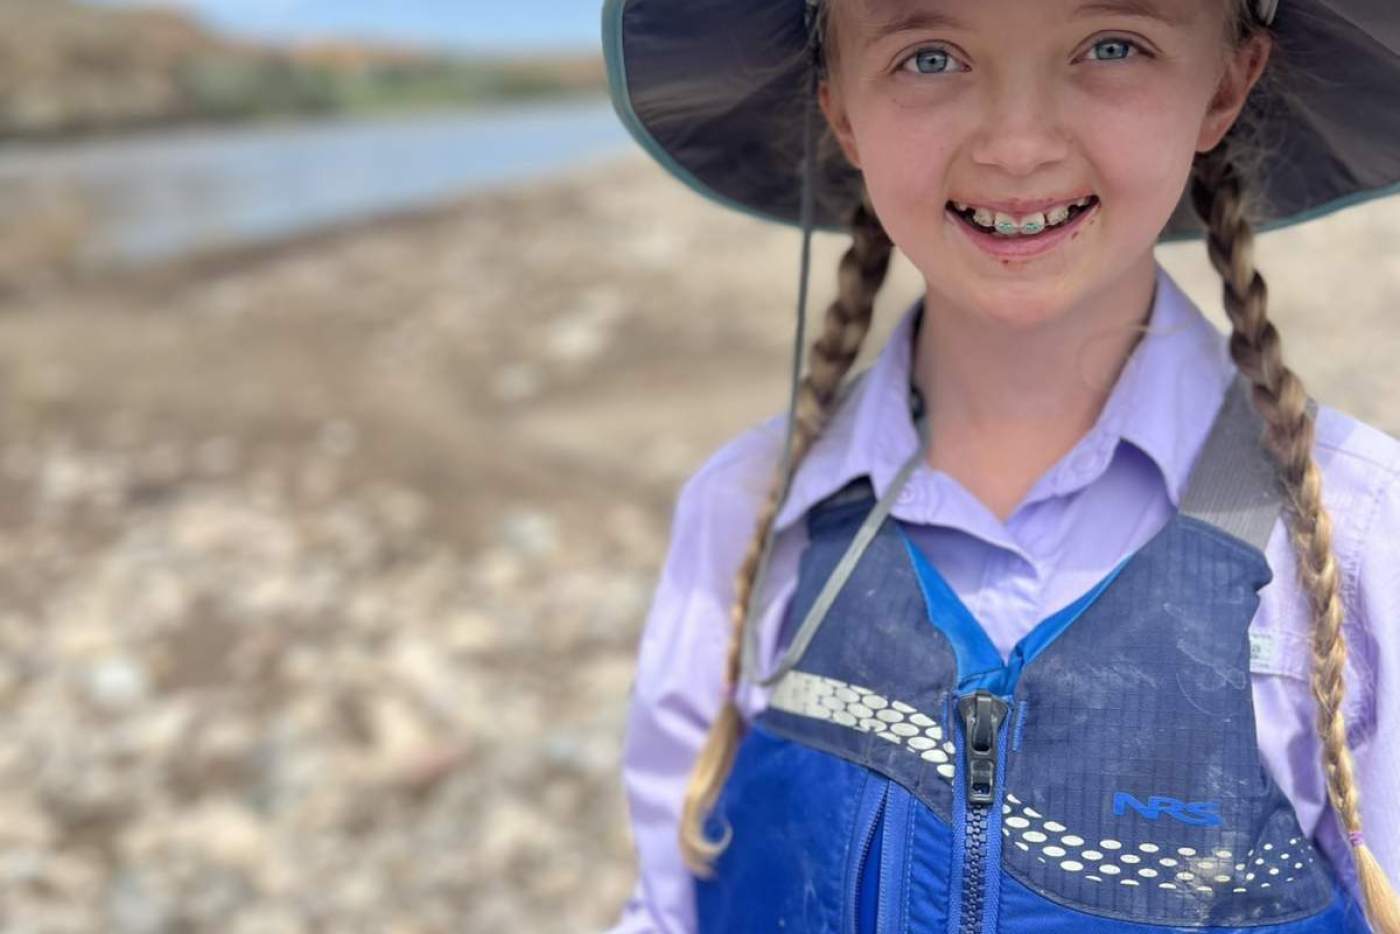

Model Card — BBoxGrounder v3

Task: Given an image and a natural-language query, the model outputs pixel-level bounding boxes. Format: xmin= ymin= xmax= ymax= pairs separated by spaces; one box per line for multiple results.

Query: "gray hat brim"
xmin=603 ymin=0 xmax=1400 ymax=241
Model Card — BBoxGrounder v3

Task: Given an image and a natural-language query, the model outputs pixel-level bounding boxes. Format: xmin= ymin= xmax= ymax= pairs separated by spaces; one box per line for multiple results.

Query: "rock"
xmin=106 ymin=868 xmax=175 ymax=934
xmin=196 ymin=437 xmax=241 ymax=476
xmin=443 ymin=610 xmax=499 ymax=655
xmin=187 ymin=799 xmax=269 ymax=872
xmin=543 ymin=289 xmax=625 ymax=366
xmin=497 ymin=509 xmax=559 ymax=559
xmin=471 ymin=547 xmax=523 ymax=592
xmin=490 ymin=362 xmax=543 ymax=403
xmin=366 ymin=694 xmax=435 ymax=767
xmin=316 ymin=420 xmax=358 ymax=459
xmin=382 ymin=740 xmax=471 ymax=798
xmin=230 ymin=906 xmax=307 ymax=934
xmin=388 ymin=636 xmax=460 ymax=716
xmin=82 ymin=655 xmax=150 ymax=712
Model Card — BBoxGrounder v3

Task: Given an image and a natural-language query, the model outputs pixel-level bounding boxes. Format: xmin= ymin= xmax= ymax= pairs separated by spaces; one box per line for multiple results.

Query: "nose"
xmin=967 ymin=74 xmax=1071 ymax=177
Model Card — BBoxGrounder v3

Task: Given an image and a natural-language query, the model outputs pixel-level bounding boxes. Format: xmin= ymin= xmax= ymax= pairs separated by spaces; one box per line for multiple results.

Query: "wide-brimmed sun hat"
xmin=602 ymin=0 xmax=1400 ymax=241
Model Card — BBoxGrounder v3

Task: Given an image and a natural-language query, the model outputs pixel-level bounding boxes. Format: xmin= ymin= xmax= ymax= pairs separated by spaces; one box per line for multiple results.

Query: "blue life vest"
xmin=694 ymin=375 xmax=1370 ymax=933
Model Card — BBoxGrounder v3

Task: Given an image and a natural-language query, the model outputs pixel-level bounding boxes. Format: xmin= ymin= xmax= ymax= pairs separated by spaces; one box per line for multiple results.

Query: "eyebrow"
xmin=1073 ymin=0 xmax=1188 ymax=26
xmin=860 ymin=6 xmax=969 ymax=44
xmin=860 ymin=0 xmax=1185 ymax=45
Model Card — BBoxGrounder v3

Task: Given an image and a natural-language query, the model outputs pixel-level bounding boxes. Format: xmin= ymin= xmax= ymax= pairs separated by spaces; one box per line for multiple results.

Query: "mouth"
xmin=947 ymin=195 xmax=1099 ymax=236
xmin=945 ymin=195 xmax=1100 ymax=259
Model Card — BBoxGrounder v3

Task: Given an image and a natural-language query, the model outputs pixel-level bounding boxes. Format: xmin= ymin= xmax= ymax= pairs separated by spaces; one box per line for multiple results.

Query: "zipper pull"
xmin=957 ymin=691 xmax=1009 ymax=805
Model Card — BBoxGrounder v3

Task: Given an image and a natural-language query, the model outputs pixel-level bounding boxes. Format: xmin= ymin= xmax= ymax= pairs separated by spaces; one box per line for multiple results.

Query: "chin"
xmin=959 ymin=277 xmax=1079 ymax=331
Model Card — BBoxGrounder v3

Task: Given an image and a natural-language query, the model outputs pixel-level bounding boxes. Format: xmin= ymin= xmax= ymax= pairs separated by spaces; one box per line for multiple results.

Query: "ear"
xmin=1197 ymin=33 xmax=1271 ymax=152
xmin=818 ymin=77 xmax=863 ymax=169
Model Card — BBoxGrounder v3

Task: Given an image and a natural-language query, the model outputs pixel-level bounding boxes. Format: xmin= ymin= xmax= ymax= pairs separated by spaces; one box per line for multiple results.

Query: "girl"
xmin=602 ymin=0 xmax=1400 ymax=931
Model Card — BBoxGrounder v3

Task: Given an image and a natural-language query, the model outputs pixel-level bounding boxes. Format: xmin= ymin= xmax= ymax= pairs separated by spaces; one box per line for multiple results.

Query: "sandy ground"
xmin=0 ymin=149 xmax=1398 ymax=932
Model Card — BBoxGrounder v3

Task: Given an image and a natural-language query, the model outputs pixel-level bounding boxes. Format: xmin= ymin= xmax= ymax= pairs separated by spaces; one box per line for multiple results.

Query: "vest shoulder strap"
xmin=808 ymin=476 xmax=875 ymax=517
xmin=1179 ymin=373 xmax=1292 ymax=553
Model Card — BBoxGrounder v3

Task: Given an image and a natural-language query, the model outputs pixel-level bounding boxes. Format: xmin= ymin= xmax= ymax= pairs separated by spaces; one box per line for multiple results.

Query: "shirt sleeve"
xmin=1337 ymin=466 xmax=1400 ymax=890
xmin=1279 ymin=434 xmax=1400 ymax=906
xmin=605 ymin=422 xmax=782 ymax=934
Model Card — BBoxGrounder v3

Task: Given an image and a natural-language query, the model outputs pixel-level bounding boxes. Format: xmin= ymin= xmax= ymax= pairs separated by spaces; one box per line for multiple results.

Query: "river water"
xmin=0 ymin=96 xmax=631 ymax=266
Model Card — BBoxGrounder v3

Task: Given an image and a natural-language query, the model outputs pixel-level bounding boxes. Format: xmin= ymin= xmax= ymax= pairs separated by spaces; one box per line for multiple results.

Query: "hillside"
xmin=0 ymin=0 xmax=606 ymax=139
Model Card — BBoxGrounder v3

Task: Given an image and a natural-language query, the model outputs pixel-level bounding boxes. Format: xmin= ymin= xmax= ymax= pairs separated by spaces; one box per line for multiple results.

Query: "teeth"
xmin=993 ymin=211 xmax=1019 ymax=235
xmin=954 ymin=196 xmax=1095 ymax=235
xmin=993 ymin=209 xmax=1049 ymax=236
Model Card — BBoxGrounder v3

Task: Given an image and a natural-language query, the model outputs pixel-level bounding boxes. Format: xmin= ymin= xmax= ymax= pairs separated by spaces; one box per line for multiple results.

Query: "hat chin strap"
xmin=738 ymin=50 xmax=821 ymax=690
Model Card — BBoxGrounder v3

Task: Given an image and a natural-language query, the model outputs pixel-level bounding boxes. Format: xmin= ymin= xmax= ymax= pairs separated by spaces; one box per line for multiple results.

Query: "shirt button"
xmin=1072 ymin=448 xmax=1104 ymax=477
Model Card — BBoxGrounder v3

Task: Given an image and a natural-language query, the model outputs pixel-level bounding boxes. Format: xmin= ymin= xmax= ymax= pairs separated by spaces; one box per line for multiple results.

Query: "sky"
xmin=86 ymin=0 xmax=603 ymax=54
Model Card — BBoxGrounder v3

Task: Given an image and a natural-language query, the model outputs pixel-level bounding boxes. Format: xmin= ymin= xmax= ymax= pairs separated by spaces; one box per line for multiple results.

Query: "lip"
xmin=946 ymin=197 xmax=1100 ymax=260
xmin=948 ymin=194 xmax=1095 ymax=215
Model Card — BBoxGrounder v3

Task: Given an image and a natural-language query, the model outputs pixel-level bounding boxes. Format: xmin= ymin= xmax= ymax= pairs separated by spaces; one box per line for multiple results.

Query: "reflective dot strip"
xmin=765 ymin=670 xmax=1317 ymax=893
xmin=767 ymin=669 xmax=958 ymax=779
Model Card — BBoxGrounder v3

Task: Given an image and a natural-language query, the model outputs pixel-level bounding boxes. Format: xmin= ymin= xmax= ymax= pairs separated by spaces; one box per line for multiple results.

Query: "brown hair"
xmin=678 ymin=2 xmax=1400 ymax=929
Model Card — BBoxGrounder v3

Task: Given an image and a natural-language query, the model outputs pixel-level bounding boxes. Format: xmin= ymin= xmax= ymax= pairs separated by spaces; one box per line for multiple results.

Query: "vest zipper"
xmin=956 ymin=691 xmax=1009 ymax=934
xmin=852 ymin=778 xmax=889 ymax=933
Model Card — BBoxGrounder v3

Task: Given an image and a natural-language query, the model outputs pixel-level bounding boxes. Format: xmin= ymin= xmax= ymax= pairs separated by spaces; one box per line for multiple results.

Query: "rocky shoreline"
xmin=0 ymin=150 xmax=1396 ymax=931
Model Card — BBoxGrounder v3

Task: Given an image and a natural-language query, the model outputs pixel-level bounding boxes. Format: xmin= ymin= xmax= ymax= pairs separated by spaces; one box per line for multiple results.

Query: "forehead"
xmin=840 ymin=0 xmax=1202 ymax=45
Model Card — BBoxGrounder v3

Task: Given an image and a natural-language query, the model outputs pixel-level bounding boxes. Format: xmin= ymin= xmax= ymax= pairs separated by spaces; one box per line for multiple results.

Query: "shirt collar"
xmin=772 ymin=296 xmax=924 ymax=533
xmin=771 ymin=261 xmax=1235 ymax=535
xmin=1090 ymin=262 xmax=1236 ymax=506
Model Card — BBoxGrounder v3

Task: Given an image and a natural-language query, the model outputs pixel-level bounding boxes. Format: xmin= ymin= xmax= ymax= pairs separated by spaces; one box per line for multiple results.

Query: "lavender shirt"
xmin=608 ymin=262 xmax=1400 ymax=933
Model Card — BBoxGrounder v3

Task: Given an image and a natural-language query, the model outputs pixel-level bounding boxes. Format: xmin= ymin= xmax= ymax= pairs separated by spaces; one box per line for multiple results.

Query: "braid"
xmin=1190 ymin=147 xmax=1400 ymax=933
xmin=679 ymin=194 xmax=893 ymax=876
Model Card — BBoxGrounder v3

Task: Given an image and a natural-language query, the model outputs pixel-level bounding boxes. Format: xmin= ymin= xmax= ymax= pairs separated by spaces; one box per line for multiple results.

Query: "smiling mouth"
xmin=946 ymin=196 xmax=1100 ymax=237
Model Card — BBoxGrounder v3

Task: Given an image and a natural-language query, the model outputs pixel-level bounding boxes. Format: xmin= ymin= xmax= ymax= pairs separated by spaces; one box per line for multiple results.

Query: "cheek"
xmin=1072 ymin=94 xmax=1203 ymax=217
xmin=849 ymin=105 xmax=962 ymax=218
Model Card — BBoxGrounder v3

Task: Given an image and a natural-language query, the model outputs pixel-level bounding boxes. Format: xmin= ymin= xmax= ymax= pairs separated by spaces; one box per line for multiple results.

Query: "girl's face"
xmin=819 ymin=0 xmax=1270 ymax=331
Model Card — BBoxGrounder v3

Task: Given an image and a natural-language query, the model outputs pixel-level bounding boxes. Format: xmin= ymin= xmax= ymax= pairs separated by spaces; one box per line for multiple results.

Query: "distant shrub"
xmin=178 ymin=56 xmax=341 ymax=120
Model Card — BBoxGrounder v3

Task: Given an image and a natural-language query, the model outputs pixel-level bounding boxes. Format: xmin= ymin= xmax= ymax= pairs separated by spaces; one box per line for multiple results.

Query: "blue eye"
xmin=900 ymin=46 xmax=965 ymax=75
xmin=1085 ymin=37 xmax=1141 ymax=62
